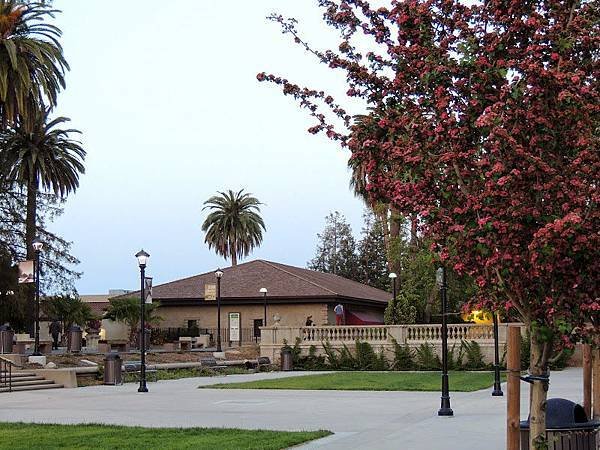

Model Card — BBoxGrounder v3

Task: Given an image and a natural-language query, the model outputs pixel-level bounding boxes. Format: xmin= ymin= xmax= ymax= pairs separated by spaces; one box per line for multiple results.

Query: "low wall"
xmin=260 ymin=323 xmax=526 ymax=365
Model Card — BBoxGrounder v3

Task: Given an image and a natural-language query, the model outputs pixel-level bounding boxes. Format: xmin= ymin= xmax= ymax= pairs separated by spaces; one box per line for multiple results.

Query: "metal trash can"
xmin=0 ymin=325 xmax=13 ymax=354
xmin=103 ymin=353 xmax=122 ymax=385
xmin=280 ymin=348 xmax=293 ymax=371
xmin=520 ymin=398 xmax=600 ymax=450
xmin=68 ymin=325 xmax=83 ymax=353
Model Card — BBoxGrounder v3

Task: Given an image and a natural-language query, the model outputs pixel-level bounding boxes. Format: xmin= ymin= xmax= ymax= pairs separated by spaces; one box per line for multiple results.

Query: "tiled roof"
xmin=117 ymin=260 xmax=391 ymax=304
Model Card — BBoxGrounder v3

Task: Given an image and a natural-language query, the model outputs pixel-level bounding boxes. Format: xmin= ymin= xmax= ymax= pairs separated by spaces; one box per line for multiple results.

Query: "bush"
xmin=391 ymin=339 xmax=415 ymax=370
xmin=415 ymin=343 xmax=441 ymax=370
xmin=460 ymin=340 xmax=487 ymax=370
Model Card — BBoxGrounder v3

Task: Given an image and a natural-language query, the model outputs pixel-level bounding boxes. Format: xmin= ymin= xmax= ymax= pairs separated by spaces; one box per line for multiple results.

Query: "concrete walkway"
xmin=0 ymin=368 xmax=583 ymax=449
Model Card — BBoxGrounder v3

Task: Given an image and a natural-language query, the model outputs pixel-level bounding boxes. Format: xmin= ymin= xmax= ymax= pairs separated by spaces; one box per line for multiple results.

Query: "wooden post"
xmin=593 ymin=348 xmax=600 ymax=420
xmin=583 ymin=344 xmax=592 ymax=418
xmin=507 ymin=325 xmax=521 ymax=450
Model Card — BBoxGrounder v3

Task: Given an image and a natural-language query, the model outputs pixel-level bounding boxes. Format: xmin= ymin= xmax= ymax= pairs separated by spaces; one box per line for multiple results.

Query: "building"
xmin=115 ymin=260 xmax=391 ymax=341
xmin=80 ymin=289 xmax=132 ymax=317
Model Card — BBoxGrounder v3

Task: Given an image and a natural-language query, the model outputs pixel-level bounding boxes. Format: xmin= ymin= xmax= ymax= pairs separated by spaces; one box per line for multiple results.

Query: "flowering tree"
xmin=258 ymin=1 xmax=599 ymax=447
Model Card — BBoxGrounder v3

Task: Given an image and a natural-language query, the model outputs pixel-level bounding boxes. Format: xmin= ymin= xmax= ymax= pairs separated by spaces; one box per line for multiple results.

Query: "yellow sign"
xmin=204 ymin=284 xmax=216 ymax=300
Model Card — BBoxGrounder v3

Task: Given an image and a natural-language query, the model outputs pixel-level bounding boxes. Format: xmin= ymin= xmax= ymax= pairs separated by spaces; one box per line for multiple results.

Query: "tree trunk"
xmin=25 ymin=178 xmax=38 ymax=336
xmin=377 ymin=209 xmax=392 ymax=272
xmin=389 ymin=206 xmax=402 ymax=275
xmin=410 ymin=214 xmax=418 ymax=248
xmin=230 ymin=237 xmax=237 ymax=266
xmin=529 ymin=331 xmax=550 ymax=450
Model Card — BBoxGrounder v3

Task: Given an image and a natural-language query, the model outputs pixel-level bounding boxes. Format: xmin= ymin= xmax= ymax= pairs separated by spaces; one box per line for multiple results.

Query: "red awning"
xmin=345 ymin=310 xmax=384 ymax=325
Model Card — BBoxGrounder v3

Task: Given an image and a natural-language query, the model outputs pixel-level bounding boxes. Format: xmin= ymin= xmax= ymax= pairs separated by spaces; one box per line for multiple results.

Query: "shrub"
xmin=415 ymin=343 xmax=441 ymax=370
xmin=391 ymin=338 xmax=415 ymax=370
xmin=460 ymin=340 xmax=487 ymax=370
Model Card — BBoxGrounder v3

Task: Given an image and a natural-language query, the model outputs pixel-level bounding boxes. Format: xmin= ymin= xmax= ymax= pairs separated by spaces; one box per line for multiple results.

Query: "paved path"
xmin=0 ymin=368 xmax=583 ymax=449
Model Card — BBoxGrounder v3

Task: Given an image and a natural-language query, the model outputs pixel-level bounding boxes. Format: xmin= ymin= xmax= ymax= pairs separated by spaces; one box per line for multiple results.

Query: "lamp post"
xmin=135 ymin=249 xmax=149 ymax=393
xmin=260 ymin=288 xmax=268 ymax=327
xmin=32 ymin=237 xmax=43 ymax=356
xmin=215 ymin=269 xmax=223 ymax=352
xmin=436 ymin=266 xmax=453 ymax=416
xmin=388 ymin=272 xmax=397 ymax=301
xmin=492 ymin=311 xmax=503 ymax=396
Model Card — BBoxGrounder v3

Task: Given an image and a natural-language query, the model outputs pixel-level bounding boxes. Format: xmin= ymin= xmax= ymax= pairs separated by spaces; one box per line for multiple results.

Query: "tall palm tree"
xmin=0 ymin=0 xmax=68 ymax=129
xmin=0 ymin=109 xmax=85 ymax=262
xmin=201 ymin=189 xmax=266 ymax=266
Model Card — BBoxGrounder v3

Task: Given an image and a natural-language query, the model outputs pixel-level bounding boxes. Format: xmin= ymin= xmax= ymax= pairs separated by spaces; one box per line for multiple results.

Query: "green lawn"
xmin=0 ymin=423 xmax=331 ymax=450
xmin=204 ymin=371 xmax=505 ymax=392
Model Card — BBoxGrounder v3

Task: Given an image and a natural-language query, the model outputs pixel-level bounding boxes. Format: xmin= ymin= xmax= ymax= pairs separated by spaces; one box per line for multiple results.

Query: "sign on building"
xmin=229 ymin=312 xmax=240 ymax=343
xmin=204 ymin=284 xmax=216 ymax=300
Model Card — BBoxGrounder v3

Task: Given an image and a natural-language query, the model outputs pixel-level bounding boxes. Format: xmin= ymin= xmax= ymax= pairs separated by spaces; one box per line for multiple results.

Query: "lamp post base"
xmin=438 ymin=396 xmax=453 ymax=416
xmin=492 ymin=387 xmax=504 ymax=397
xmin=138 ymin=385 xmax=148 ymax=393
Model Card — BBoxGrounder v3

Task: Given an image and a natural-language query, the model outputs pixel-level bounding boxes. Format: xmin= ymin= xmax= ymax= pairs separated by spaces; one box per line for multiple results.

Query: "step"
xmin=0 ymin=383 xmax=63 ymax=393
xmin=4 ymin=376 xmax=47 ymax=383
xmin=10 ymin=379 xmax=55 ymax=387
xmin=1 ymin=372 xmax=36 ymax=378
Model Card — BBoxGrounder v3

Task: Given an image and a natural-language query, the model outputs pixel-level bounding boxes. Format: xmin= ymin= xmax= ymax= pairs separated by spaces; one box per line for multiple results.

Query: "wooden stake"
xmin=593 ymin=348 xmax=600 ymax=421
xmin=507 ymin=325 xmax=521 ymax=450
xmin=583 ymin=344 xmax=592 ymax=419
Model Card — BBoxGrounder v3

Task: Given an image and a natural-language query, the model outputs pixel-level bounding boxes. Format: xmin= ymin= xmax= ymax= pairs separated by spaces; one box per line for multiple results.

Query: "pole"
xmin=438 ymin=266 xmax=453 ymax=416
xmin=592 ymin=348 xmax=600 ymax=420
xmin=216 ymin=276 xmax=222 ymax=352
xmin=138 ymin=264 xmax=148 ymax=393
xmin=506 ymin=325 xmax=521 ymax=450
xmin=583 ymin=344 xmax=592 ymax=418
xmin=492 ymin=312 xmax=503 ymax=396
xmin=263 ymin=292 xmax=267 ymax=327
xmin=33 ymin=250 xmax=41 ymax=356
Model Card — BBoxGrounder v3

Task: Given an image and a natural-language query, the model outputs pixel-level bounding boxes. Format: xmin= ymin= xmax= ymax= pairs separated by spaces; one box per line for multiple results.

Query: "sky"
xmin=50 ymin=1 xmax=367 ymax=294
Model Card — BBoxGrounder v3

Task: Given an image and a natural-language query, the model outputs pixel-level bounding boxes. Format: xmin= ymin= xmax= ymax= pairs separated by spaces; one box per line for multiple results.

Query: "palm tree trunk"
xmin=25 ymin=178 xmax=38 ymax=336
xmin=231 ymin=237 xmax=237 ymax=266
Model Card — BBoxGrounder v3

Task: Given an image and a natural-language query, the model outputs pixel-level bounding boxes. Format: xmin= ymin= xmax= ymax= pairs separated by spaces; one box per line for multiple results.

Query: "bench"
xmin=13 ymin=339 xmax=52 ymax=354
xmin=199 ymin=357 xmax=227 ymax=370
xmin=123 ymin=361 xmax=158 ymax=382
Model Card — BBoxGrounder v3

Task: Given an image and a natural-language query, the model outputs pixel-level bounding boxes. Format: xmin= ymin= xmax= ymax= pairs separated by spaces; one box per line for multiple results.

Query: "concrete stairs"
xmin=0 ymin=370 xmax=64 ymax=393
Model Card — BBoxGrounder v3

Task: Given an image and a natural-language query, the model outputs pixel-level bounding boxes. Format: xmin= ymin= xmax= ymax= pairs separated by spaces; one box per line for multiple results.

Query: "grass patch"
xmin=204 ymin=371 xmax=506 ymax=392
xmin=0 ymin=423 xmax=331 ymax=450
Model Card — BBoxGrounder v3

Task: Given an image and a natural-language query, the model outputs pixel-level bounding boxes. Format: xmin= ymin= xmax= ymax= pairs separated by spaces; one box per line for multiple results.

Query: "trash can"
xmin=68 ymin=325 xmax=83 ymax=353
xmin=103 ymin=353 xmax=122 ymax=385
xmin=520 ymin=398 xmax=600 ymax=450
xmin=0 ymin=325 xmax=13 ymax=354
xmin=280 ymin=348 xmax=293 ymax=371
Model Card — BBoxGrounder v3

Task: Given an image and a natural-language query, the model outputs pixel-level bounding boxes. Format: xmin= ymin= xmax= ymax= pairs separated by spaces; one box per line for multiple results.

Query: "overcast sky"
xmin=50 ymin=1 xmax=366 ymax=294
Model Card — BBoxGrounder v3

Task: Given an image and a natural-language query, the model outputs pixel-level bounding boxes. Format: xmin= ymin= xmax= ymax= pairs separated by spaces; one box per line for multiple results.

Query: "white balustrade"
xmin=302 ymin=325 xmax=389 ymax=343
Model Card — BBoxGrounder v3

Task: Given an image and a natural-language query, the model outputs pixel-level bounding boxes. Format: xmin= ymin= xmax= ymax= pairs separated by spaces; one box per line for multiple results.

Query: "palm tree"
xmin=0 ymin=109 xmax=85 ymax=262
xmin=201 ymin=189 xmax=266 ymax=266
xmin=0 ymin=1 xmax=68 ymax=128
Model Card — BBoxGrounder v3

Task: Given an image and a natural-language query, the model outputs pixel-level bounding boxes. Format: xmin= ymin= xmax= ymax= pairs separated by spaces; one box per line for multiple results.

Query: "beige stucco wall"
xmin=156 ymin=303 xmax=330 ymax=329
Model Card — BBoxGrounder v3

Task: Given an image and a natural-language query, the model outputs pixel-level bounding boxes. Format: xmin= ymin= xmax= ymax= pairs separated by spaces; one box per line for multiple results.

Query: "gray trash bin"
xmin=103 ymin=353 xmax=122 ymax=385
xmin=68 ymin=325 xmax=82 ymax=353
xmin=520 ymin=398 xmax=600 ymax=450
xmin=0 ymin=325 xmax=13 ymax=354
xmin=280 ymin=347 xmax=293 ymax=371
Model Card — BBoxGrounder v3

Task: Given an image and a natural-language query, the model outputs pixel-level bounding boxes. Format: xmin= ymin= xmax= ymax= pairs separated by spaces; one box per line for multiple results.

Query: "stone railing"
xmin=406 ymin=324 xmax=495 ymax=342
xmin=302 ymin=325 xmax=389 ymax=343
xmin=260 ymin=323 xmax=522 ymax=364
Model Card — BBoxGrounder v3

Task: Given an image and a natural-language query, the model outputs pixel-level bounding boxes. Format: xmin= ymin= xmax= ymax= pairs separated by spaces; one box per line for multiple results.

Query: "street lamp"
xmin=492 ymin=311 xmax=503 ymax=396
xmin=135 ymin=249 xmax=150 ymax=393
xmin=32 ymin=237 xmax=43 ymax=356
xmin=215 ymin=269 xmax=223 ymax=352
xmin=260 ymin=288 xmax=268 ymax=327
xmin=436 ymin=266 xmax=453 ymax=416
xmin=388 ymin=272 xmax=397 ymax=301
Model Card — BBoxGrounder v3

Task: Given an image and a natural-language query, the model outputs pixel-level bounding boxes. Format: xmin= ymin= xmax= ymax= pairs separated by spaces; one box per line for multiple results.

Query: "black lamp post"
xmin=260 ymin=287 xmax=268 ymax=327
xmin=215 ymin=269 xmax=223 ymax=352
xmin=492 ymin=311 xmax=503 ymax=396
xmin=135 ymin=249 xmax=149 ymax=393
xmin=32 ymin=237 xmax=43 ymax=356
xmin=436 ymin=266 xmax=453 ymax=416
xmin=389 ymin=272 xmax=397 ymax=301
